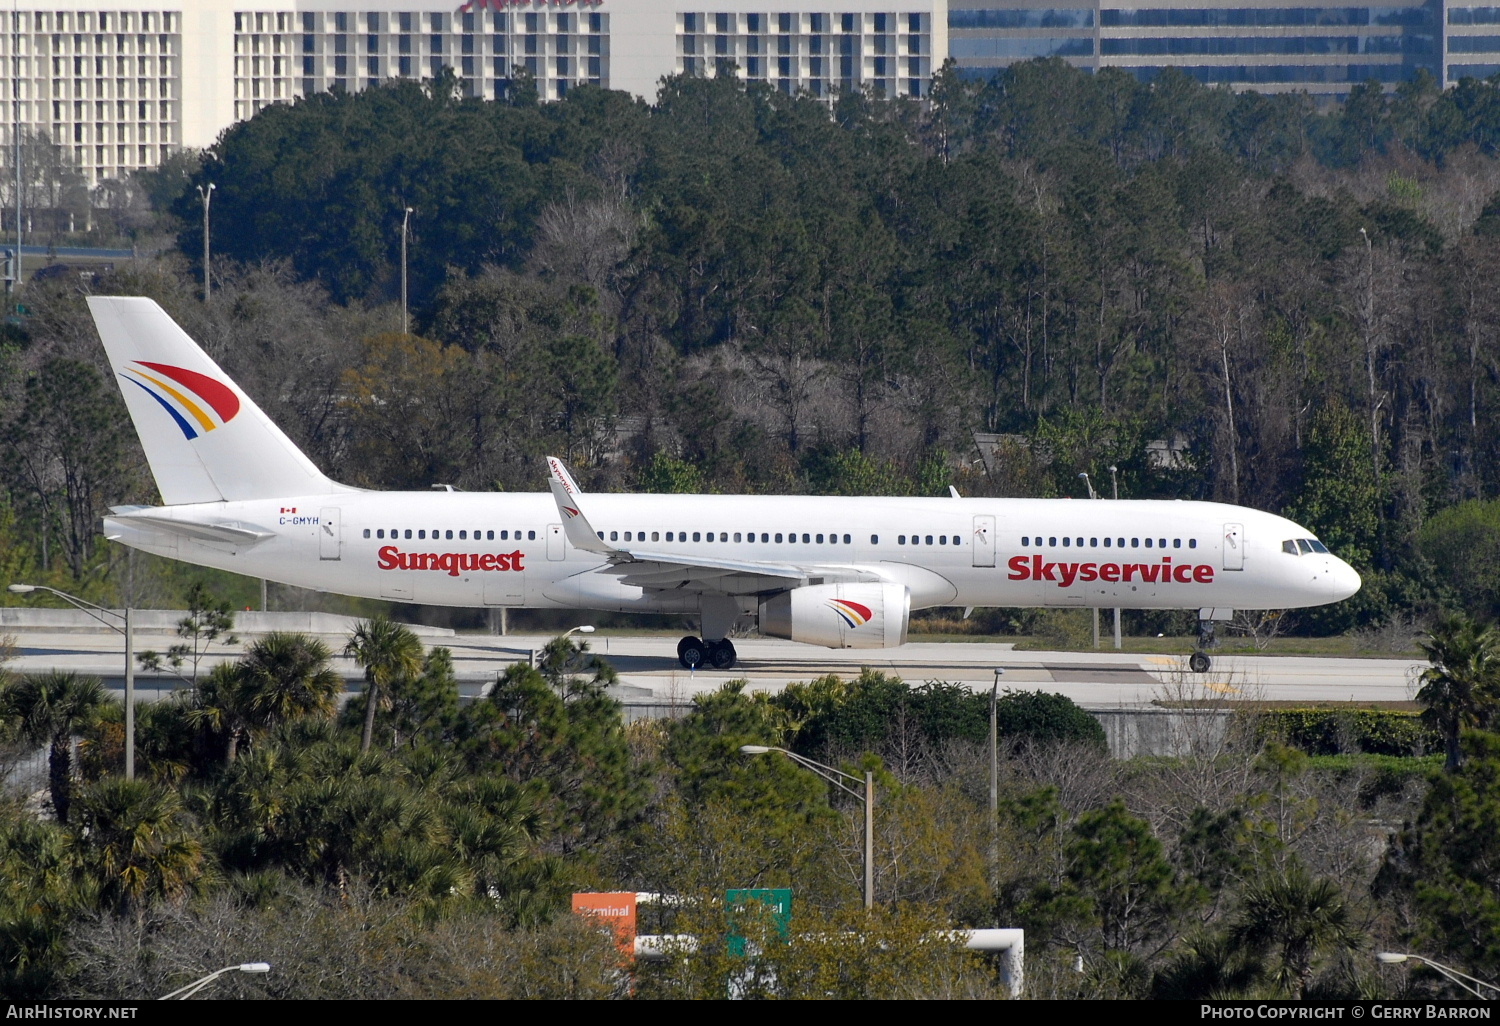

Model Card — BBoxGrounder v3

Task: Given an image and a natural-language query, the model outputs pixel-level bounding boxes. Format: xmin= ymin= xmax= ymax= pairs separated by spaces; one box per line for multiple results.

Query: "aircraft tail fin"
xmin=88 ymin=296 xmax=351 ymax=505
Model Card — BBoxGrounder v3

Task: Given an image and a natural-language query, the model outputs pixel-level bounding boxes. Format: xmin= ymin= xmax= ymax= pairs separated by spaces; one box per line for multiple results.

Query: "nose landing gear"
xmin=1190 ymin=614 xmax=1221 ymax=674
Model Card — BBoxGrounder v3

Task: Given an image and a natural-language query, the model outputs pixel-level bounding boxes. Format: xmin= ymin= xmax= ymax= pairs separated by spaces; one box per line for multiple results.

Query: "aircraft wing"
xmin=543 ymin=456 xmax=877 ymax=594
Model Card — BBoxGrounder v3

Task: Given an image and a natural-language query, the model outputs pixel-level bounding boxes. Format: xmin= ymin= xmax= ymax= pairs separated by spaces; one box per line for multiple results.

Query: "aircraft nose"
xmin=1321 ymin=557 xmax=1362 ymax=602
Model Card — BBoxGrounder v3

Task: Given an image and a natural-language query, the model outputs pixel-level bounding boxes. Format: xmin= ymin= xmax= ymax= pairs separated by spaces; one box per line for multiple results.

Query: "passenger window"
xmin=418 ymin=530 xmax=426 ymax=540
xmin=898 ymin=535 xmax=906 ymax=545
xmin=445 ymin=530 xmax=453 ymax=540
xmin=692 ymin=532 xmax=701 ymax=542
xmin=363 ymin=529 xmax=371 ymax=538
xmin=952 ymin=536 xmax=960 ymax=545
xmin=1145 ymin=538 xmax=1152 ymax=548
xmin=376 ymin=529 xmax=384 ymax=539
xmin=405 ymin=529 xmax=412 ymax=539
xmin=1189 ymin=539 xmax=1197 ymax=549
xmin=760 ymin=533 xmax=769 ymax=542
xmin=1062 ymin=537 xmax=1071 ymax=547
xmin=939 ymin=535 xmax=946 ymax=545
xmin=720 ymin=532 xmax=728 ymax=542
xmin=1089 ymin=537 xmax=1097 ymax=546
xmin=772 ymin=533 xmax=781 ymax=543
xmin=1173 ymin=539 xmax=1181 ymax=548
xmin=1023 ymin=536 xmax=1030 ymax=546
xmin=1103 ymin=537 xmax=1111 ymax=547
xmin=487 ymin=530 xmax=494 ymax=540
xmin=459 ymin=530 xmax=467 ymax=540
xmin=816 ymin=534 xmax=824 ymax=544
xmin=652 ymin=531 xmax=660 ymax=542
xmin=500 ymin=530 xmax=508 ymax=540
xmin=1048 ymin=537 xmax=1057 ymax=546
xmin=610 ymin=531 xmax=618 ymax=541
xmin=1159 ymin=538 xmax=1166 ymax=548
xmin=870 ymin=535 xmax=879 ymax=544
xmin=528 ymin=530 xmax=536 ymax=540
xmin=1077 ymin=538 xmax=1084 ymax=546
xmin=844 ymin=534 xmax=851 ymax=544
xmin=734 ymin=532 xmax=742 ymax=542
xmin=925 ymin=535 xmax=933 ymax=545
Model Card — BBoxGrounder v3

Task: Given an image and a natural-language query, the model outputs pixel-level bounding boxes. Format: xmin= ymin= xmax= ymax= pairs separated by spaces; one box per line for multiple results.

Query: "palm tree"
xmin=1 ymin=672 xmax=106 ymax=824
xmin=71 ymin=778 xmax=205 ymax=908
xmin=345 ymin=617 xmax=423 ymax=752
xmin=182 ymin=661 xmax=250 ymax=767
xmin=1416 ymin=614 xmax=1500 ymax=771
xmin=1231 ymin=867 xmax=1355 ymax=999
xmin=237 ymin=632 xmax=344 ymax=734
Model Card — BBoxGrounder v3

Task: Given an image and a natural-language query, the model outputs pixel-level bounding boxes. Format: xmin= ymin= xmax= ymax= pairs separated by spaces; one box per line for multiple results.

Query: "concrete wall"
xmin=0 ymin=607 xmax=453 ymax=637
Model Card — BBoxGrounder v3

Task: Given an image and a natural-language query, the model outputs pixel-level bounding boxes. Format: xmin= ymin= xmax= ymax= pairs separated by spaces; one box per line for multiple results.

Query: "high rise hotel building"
xmin=1 ymin=0 xmax=1498 ymax=187
xmin=0 ymin=0 xmax=944 ymax=185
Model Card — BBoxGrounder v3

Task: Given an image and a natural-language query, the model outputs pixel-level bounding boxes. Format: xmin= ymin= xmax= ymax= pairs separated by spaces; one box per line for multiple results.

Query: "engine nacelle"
xmin=758 ymin=583 xmax=910 ymax=650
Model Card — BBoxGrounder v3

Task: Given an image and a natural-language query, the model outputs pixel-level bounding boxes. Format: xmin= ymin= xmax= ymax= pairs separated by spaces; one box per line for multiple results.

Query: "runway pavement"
xmin=2 ymin=624 xmax=1425 ymax=709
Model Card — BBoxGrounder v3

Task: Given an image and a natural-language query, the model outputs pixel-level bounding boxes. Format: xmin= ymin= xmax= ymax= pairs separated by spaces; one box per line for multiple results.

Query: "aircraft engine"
xmin=758 ymin=583 xmax=910 ymax=650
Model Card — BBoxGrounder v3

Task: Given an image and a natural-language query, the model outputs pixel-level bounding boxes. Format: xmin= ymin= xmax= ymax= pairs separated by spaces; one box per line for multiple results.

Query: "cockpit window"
xmin=1284 ymin=538 xmax=1332 ymax=555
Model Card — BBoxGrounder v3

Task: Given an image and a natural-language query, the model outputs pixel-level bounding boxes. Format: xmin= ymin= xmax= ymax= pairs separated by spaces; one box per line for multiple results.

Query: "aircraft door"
xmin=547 ymin=523 xmax=565 ymax=561
xmin=972 ymin=515 xmax=996 ymax=568
xmin=1223 ymin=523 xmax=1244 ymax=571
xmin=319 ymin=507 xmax=341 ymax=560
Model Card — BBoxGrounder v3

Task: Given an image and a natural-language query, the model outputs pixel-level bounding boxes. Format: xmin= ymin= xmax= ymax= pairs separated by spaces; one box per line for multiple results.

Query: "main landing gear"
xmin=677 ymin=636 xmax=737 ymax=670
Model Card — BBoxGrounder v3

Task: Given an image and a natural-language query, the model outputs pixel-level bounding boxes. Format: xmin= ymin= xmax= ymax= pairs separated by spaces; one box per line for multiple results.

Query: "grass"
xmin=905 ymin=632 xmax=1420 ymax=657
xmin=1307 ymin=752 xmax=1443 ymax=774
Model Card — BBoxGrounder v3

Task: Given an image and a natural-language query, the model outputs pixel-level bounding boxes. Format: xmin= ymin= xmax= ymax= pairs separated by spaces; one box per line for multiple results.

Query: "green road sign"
xmin=726 ymin=887 xmax=792 ymax=957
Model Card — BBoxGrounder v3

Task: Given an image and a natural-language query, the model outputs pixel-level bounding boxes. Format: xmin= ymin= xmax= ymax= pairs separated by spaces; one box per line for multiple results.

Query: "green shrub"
xmin=1253 ymin=709 xmax=1440 ymax=757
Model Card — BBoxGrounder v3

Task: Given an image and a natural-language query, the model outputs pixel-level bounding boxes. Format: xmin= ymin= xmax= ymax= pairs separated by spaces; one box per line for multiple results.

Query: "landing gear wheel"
xmin=709 ymin=640 xmax=737 ymax=670
xmin=1189 ymin=651 xmax=1212 ymax=674
xmin=678 ymin=636 xmax=707 ymax=669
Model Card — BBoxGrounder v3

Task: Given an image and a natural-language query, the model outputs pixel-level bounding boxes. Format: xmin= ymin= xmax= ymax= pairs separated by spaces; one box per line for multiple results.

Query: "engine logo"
xmin=827 ymin=598 xmax=873 ymax=628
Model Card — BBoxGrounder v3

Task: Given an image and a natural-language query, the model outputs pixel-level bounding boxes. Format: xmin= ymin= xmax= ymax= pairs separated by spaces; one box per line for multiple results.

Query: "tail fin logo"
xmin=120 ymin=361 xmax=241 ymax=441
xmin=827 ymin=599 xmax=873 ymax=628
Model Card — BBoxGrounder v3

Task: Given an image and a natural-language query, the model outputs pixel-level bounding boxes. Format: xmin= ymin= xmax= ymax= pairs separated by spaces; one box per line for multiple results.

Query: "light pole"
xmin=990 ymin=667 xmax=1004 ymax=865
xmin=9 ymin=583 xmax=135 ymax=778
xmin=1109 ymin=464 xmax=1121 ymax=651
xmin=1377 ymin=952 xmax=1499 ymax=1000
xmin=742 ymin=745 xmax=874 ymax=909
xmin=400 ymin=205 xmax=413 ymax=335
xmin=11 ymin=0 xmax=20 ymax=291
xmin=562 ymin=624 xmax=595 ymax=639
xmin=195 ymin=182 xmax=214 ymax=303
xmin=159 ymin=962 xmax=270 ymax=1000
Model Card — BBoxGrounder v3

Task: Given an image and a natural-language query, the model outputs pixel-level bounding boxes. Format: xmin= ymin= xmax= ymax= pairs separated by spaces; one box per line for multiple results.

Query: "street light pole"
xmin=1109 ymin=464 xmax=1121 ymax=651
xmin=742 ymin=745 xmax=874 ymax=909
xmin=196 ymin=182 xmax=214 ymax=303
xmin=159 ymin=962 xmax=271 ymax=1000
xmin=401 ymin=205 xmax=413 ymax=335
xmin=990 ymin=667 xmax=1003 ymax=867
xmin=1377 ymin=953 xmax=1499 ymax=1000
xmin=9 ymin=583 xmax=135 ymax=779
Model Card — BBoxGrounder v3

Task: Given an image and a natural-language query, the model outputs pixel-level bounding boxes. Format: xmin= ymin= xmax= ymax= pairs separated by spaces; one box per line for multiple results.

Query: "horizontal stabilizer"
xmin=103 ymin=511 xmax=275 ymax=547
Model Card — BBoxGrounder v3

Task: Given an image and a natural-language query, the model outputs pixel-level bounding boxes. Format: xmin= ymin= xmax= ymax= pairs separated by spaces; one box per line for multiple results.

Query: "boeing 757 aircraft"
xmin=89 ymin=297 xmax=1361 ymax=671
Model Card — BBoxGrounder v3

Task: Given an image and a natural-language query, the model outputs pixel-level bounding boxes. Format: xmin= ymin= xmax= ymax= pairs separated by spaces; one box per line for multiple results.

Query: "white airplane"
xmin=90 ymin=297 xmax=1361 ymax=672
